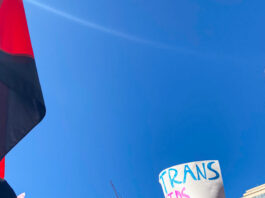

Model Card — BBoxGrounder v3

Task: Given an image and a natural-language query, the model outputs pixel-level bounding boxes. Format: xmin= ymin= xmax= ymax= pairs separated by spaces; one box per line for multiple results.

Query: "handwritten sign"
xmin=159 ymin=160 xmax=225 ymax=198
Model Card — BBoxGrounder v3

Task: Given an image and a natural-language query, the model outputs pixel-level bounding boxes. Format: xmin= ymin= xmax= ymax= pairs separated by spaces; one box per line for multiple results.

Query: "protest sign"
xmin=159 ymin=160 xmax=225 ymax=198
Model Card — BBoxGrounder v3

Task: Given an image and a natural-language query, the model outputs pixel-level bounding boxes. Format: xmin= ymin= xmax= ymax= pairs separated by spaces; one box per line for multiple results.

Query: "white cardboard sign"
xmin=159 ymin=160 xmax=225 ymax=198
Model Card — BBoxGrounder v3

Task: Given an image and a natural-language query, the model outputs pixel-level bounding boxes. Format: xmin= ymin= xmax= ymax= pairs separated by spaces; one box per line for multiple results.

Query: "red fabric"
xmin=0 ymin=158 xmax=5 ymax=179
xmin=0 ymin=0 xmax=34 ymax=178
xmin=0 ymin=0 xmax=34 ymax=56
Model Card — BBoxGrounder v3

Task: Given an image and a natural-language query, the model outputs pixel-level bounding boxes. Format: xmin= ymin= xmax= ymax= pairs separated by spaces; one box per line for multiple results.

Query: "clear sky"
xmin=4 ymin=0 xmax=265 ymax=198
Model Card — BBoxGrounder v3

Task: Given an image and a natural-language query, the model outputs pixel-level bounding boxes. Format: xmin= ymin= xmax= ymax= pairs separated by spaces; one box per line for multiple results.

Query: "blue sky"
xmin=5 ymin=0 xmax=265 ymax=197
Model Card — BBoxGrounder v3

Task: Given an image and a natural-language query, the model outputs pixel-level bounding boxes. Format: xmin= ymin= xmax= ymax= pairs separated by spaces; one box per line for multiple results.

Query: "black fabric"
xmin=0 ymin=179 xmax=16 ymax=198
xmin=0 ymin=50 xmax=46 ymax=160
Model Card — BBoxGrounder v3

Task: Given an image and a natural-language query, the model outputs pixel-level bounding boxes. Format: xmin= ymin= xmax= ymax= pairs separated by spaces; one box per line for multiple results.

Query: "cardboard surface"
xmin=159 ymin=160 xmax=225 ymax=198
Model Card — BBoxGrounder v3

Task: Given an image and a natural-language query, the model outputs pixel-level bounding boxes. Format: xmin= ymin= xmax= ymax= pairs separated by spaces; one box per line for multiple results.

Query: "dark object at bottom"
xmin=0 ymin=179 xmax=16 ymax=198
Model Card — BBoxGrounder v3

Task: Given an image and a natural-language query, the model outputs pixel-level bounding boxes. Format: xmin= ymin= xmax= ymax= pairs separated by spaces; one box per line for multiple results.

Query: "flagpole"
xmin=0 ymin=82 xmax=8 ymax=179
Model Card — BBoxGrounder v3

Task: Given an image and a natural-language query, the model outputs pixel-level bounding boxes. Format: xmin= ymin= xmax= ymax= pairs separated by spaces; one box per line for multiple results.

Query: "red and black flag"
xmin=0 ymin=0 xmax=46 ymax=173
